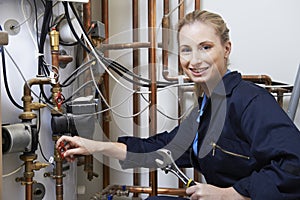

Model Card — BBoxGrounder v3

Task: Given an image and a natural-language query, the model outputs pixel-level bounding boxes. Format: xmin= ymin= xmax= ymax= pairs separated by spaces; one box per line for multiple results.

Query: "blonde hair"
xmin=178 ymin=10 xmax=230 ymax=45
xmin=177 ymin=10 xmax=230 ymax=98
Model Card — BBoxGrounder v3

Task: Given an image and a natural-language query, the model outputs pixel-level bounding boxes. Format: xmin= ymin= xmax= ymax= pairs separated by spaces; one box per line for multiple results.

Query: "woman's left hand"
xmin=186 ymin=183 xmax=250 ymax=200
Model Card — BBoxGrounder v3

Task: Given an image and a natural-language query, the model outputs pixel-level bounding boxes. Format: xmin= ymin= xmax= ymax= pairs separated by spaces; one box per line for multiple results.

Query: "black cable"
xmin=59 ymin=40 xmax=79 ymax=47
xmin=101 ymin=57 xmax=175 ymax=86
xmin=37 ymin=0 xmax=53 ymax=104
xmin=68 ymin=2 xmax=94 ymax=50
xmin=63 ymin=2 xmax=91 ymax=54
xmin=38 ymin=0 xmax=52 ymax=75
xmin=33 ymin=0 xmax=39 ymax=47
xmin=1 ymin=46 xmax=23 ymax=109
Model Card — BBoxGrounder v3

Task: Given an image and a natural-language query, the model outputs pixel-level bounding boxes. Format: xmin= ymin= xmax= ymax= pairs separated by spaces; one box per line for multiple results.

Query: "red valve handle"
xmin=55 ymin=91 xmax=64 ymax=110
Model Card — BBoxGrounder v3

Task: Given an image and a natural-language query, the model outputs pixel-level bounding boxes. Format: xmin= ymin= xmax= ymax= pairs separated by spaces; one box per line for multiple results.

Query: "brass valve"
xmin=49 ymin=28 xmax=59 ymax=51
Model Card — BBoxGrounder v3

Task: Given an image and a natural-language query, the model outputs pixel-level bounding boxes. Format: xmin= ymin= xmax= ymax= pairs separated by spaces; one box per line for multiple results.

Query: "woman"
xmin=56 ymin=10 xmax=300 ymax=200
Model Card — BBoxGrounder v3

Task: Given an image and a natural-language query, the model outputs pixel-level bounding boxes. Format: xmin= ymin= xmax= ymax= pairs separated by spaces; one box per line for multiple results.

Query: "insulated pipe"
xmin=287 ymin=64 xmax=300 ymax=120
xmin=132 ymin=0 xmax=141 ymax=194
xmin=101 ymin=0 xmax=110 ymax=188
xmin=148 ymin=0 xmax=158 ymax=196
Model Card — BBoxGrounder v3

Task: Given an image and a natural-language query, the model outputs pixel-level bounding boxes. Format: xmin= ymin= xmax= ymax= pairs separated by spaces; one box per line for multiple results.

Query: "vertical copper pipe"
xmin=83 ymin=2 xmax=91 ymax=33
xmin=195 ymin=0 xmax=201 ymax=10
xmin=148 ymin=0 xmax=158 ymax=196
xmin=162 ymin=0 xmax=169 ymax=79
xmin=21 ymin=154 xmax=35 ymax=200
xmin=83 ymin=0 xmax=95 ymax=181
xmin=177 ymin=0 xmax=186 ymax=189
xmin=192 ymin=1 xmax=202 ymax=183
xmin=101 ymin=0 xmax=110 ymax=189
xmin=49 ymin=28 xmax=64 ymax=200
xmin=133 ymin=0 xmax=141 ymax=195
xmin=54 ymin=143 xmax=64 ymax=200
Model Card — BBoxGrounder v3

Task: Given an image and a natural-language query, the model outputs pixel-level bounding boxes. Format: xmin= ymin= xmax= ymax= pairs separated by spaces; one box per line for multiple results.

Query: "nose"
xmin=190 ymin=50 xmax=203 ymax=66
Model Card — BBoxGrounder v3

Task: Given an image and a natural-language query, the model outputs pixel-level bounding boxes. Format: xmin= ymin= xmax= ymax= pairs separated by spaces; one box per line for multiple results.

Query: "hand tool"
xmin=155 ymin=148 xmax=196 ymax=187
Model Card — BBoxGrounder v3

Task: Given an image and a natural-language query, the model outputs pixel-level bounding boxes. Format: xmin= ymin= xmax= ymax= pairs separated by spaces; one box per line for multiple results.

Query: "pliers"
xmin=155 ymin=148 xmax=196 ymax=187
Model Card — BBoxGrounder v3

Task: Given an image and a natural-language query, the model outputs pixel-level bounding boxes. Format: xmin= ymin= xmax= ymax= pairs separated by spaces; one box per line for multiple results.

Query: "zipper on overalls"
xmin=211 ymin=142 xmax=250 ymax=160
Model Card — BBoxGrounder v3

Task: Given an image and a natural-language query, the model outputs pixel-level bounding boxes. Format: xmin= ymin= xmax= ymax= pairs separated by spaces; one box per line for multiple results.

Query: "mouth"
xmin=189 ymin=66 xmax=209 ymax=75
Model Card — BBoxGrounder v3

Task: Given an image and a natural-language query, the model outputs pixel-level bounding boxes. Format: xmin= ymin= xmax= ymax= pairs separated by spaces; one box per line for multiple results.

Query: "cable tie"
xmin=35 ymin=52 xmax=44 ymax=58
xmin=49 ymin=72 xmax=56 ymax=84
xmin=48 ymin=156 xmax=54 ymax=164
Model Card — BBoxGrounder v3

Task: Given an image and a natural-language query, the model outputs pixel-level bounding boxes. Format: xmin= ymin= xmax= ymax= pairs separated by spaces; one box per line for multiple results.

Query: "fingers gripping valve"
xmin=155 ymin=149 xmax=196 ymax=187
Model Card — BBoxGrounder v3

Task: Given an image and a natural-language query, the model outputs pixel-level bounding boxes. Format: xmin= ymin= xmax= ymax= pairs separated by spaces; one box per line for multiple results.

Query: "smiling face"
xmin=179 ymin=21 xmax=231 ymax=94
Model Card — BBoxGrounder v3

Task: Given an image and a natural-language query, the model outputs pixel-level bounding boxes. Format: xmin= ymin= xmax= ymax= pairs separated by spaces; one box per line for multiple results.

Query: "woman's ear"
xmin=224 ymin=41 xmax=231 ymax=59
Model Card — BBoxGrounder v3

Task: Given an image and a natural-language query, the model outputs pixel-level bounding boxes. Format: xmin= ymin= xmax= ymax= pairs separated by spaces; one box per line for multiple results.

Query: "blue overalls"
xmin=118 ymin=71 xmax=300 ymax=200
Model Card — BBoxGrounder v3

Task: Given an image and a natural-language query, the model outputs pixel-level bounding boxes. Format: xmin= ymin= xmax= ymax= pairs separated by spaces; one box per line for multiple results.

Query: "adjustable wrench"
xmin=155 ymin=148 xmax=196 ymax=187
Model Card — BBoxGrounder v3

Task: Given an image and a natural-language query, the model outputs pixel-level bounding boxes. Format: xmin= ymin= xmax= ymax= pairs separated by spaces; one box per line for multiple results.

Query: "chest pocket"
xmin=199 ymin=137 xmax=255 ymax=183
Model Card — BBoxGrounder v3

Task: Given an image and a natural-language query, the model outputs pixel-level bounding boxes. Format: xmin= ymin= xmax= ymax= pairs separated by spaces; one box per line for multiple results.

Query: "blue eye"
xmin=180 ymin=47 xmax=191 ymax=53
xmin=201 ymin=45 xmax=211 ymax=50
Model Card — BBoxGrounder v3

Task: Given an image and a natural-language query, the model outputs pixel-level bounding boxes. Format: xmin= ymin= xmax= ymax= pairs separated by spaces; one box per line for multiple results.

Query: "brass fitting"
xmin=19 ymin=77 xmax=51 ymax=120
xmin=49 ymin=28 xmax=60 ymax=51
xmin=17 ymin=154 xmax=48 ymax=185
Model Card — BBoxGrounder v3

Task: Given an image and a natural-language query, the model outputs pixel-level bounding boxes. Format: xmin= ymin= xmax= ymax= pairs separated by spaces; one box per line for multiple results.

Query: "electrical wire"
xmin=66 ymin=2 xmax=179 ymax=91
xmin=36 ymin=94 xmax=54 ymax=165
xmin=63 ymin=80 xmax=94 ymax=103
xmin=140 ymin=92 xmax=194 ymax=121
xmin=3 ymin=47 xmax=65 ymax=116
xmin=60 ymin=58 xmax=96 ymax=87
xmin=88 ymin=64 xmax=151 ymax=118
xmin=2 ymin=164 xmax=25 ymax=178
xmin=1 ymin=39 xmax=24 ymax=109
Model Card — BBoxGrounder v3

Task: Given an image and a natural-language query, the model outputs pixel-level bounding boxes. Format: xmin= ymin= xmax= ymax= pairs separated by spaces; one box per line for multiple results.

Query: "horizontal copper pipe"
xmin=128 ymin=186 xmax=186 ymax=196
xmin=99 ymin=42 xmax=164 ymax=51
xmin=102 ymin=185 xmax=187 ymax=196
xmin=242 ymin=75 xmax=272 ymax=85
xmin=99 ymin=42 xmax=150 ymax=50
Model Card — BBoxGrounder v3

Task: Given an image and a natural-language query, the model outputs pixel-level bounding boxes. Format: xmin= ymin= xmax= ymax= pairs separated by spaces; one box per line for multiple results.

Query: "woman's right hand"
xmin=56 ymin=136 xmax=97 ymax=162
xmin=56 ymin=135 xmax=127 ymax=162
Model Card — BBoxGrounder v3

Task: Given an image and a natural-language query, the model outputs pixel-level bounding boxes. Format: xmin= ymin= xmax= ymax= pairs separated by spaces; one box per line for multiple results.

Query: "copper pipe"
xmin=100 ymin=42 xmax=151 ymax=51
xmin=19 ymin=78 xmax=50 ymax=121
xmin=49 ymin=28 xmax=65 ymax=200
xmin=161 ymin=0 xmax=189 ymax=82
xmin=17 ymin=154 xmax=48 ymax=200
xmin=242 ymin=75 xmax=272 ymax=85
xmin=101 ymin=0 xmax=110 ymax=189
xmin=59 ymin=55 xmax=73 ymax=65
xmin=83 ymin=2 xmax=91 ymax=34
xmin=195 ymin=0 xmax=201 ymax=10
xmin=102 ymin=185 xmax=187 ymax=196
xmin=128 ymin=186 xmax=186 ymax=196
xmin=52 ymin=136 xmax=64 ymax=200
xmin=148 ymin=0 xmax=158 ymax=196
xmin=132 ymin=0 xmax=141 ymax=194
xmin=84 ymin=155 xmax=99 ymax=181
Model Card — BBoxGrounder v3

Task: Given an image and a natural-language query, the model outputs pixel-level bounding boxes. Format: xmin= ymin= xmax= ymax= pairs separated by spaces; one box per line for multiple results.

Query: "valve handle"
xmin=55 ymin=91 xmax=64 ymax=109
